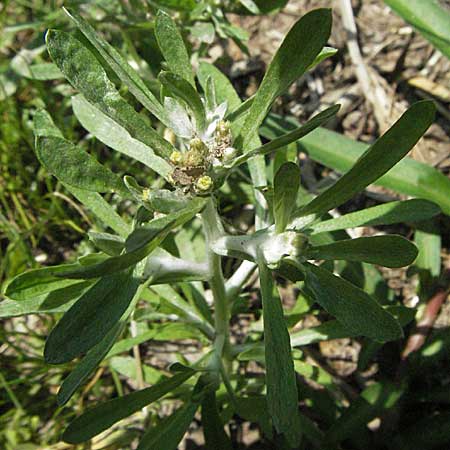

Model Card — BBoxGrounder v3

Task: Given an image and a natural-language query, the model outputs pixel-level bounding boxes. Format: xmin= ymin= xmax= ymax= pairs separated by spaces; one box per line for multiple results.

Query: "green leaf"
xmin=64 ymin=184 xmax=130 ymax=238
xmin=201 ymin=392 xmax=233 ymax=450
xmin=262 ymin=114 xmax=450 ymax=216
xmin=235 ymin=8 xmax=332 ymax=151
xmin=57 ymin=322 xmax=124 ymax=406
xmin=64 ymin=8 xmax=168 ymax=123
xmin=230 ymin=104 xmax=339 ymax=168
xmin=304 ymin=263 xmax=403 ymax=342
xmin=14 ymin=62 xmax=62 ymax=80
xmin=56 ymin=199 xmax=206 ymax=279
xmin=155 ymin=10 xmax=195 ymax=86
xmin=306 ymin=235 xmax=418 ymax=268
xmin=235 ymin=396 xmax=273 ymax=438
xmin=33 ymin=110 xmax=131 ymax=237
xmin=273 ymin=162 xmax=300 ymax=233
xmin=303 ymin=199 xmax=440 ymax=234
xmin=325 ymin=381 xmax=404 ymax=444
xmin=63 ymin=370 xmax=195 ymax=444
xmin=297 ymin=101 xmax=436 ymax=218
xmin=136 ymin=402 xmax=198 ymax=450
xmin=159 ymin=71 xmax=205 ymax=132
xmin=72 ymin=95 xmax=172 ymax=179
xmin=384 ymin=0 xmax=450 ymax=59
xmin=307 ymin=46 xmax=337 ymax=70
xmin=33 ymin=109 xmax=64 ymax=138
xmin=35 ymin=135 xmax=126 ymax=195
xmin=46 ymin=30 xmax=174 ymax=158
xmin=290 ymin=305 xmax=415 ymax=347
xmin=5 ymin=264 xmax=85 ymax=301
xmin=88 ymin=232 xmax=124 ymax=256
xmin=414 ymin=220 xmax=442 ymax=279
xmin=0 ymin=281 xmax=93 ymax=318
xmin=44 ymin=271 xmax=140 ymax=364
xmin=238 ymin=0 xmax=261 ymax=14
xmin=413 ymin=219 xmax=442 ymax=299
xmin=197 ymin=62 xmax=241 ymax=112
xmin=258 ymin=258 xmax=301 ymax=446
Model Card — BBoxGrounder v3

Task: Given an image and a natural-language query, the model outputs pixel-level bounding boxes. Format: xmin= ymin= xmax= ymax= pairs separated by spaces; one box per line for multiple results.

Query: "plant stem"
xmin=201 ymin=197 xmax=230 ymax=360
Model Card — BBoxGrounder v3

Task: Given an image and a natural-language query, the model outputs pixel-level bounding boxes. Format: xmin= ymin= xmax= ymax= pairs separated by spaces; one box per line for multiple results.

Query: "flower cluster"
xmin=164 ymin=96 xmax=237 ymax=194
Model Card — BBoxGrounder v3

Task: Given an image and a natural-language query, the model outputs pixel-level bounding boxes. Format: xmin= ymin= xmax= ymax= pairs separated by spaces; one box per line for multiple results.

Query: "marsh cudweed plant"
xmin=4 ymin=7 xmax=439 ymax=449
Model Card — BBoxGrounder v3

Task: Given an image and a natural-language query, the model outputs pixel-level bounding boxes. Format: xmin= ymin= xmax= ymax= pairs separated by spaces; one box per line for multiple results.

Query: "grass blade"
xmin=384 ymin=0 xmax=450 ymax=59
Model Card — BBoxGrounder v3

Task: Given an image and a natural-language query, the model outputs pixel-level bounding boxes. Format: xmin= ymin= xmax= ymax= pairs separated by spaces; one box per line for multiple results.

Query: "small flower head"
xmin=185 ymin=138 xmax=209 ymax=167
xmin=195 ymin=175 xmax=213 ymax=192
xmin=170 ymin=150 xmax=184 ymax=165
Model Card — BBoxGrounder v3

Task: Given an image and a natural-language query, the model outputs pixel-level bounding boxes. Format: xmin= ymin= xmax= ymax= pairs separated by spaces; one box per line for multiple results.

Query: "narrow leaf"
xmin=231 ymin=104 xmax=339 ymax=168
xmin=155 ymin=10 xmax=195 ymax=86
xmin=325 ymin=381 xmax=404 ymax=444
xmin=57 ymin=322 xmax=124 ymax=406
xmin=5 ymin=264 xmax=83 ymax=301
xmin=197 ymin=62 xmax=241 ymax=112
xmin=159 ymin=71 xmax=205 ymax=132
xmin=63 ymin=371 xmax=195 ymax=443
xmin=304 ymin=199 xmax=440 ymax=234
xmin=64 ymin=8 xmax=168 ymax=123
xmin=298 ymin=101 xmax=436 ymax=218
xmin=304 ymin=262 xmax=403 ymax=342
xmin=0 ymin=281 xmax=92 ymax=318
xmin=273 ymin=162 xmax=300 ymax=233
xmin=44 ymin=271 xmax=140 ymax=364
xmin=64 ymin=184 xmax=130 ymax=238
xmin=46 ymin=30 xmax=174 ymax=158
xmin=262 ymin=113 xmax=450 ymax=216
xmin=72 ymin=95 xmax=172 ymax=179
xmin=201 ymin=392 xmax=233 ymax=450
xmin=136 ymin=402 xmax=198 ymax=450
xmin=88 ymin=232 xmax=124 ymax=256
xmin=306 ymin=235 xmax=418 ymax=268
xmin=56 ymin=199 xmax=206 ymax=279
xmin=36 ymin=135 xmax=126 ymax=195
xmin=235 ymin=8 xmax=332 ymax=151
xmin=258 ymin=258 xmax=301 ymax=446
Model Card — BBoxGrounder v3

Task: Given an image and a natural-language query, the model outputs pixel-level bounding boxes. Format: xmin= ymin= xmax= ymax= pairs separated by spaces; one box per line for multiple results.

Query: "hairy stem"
xmin=201 ymin=198 xmax=230 ymax=360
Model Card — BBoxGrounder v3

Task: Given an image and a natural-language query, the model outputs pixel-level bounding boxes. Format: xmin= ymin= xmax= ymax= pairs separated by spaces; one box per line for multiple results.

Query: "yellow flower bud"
xmin=196 ymin=175 xmax=213 ymax=192
xmin=170 ymin=151 xmax=183 ymax=165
